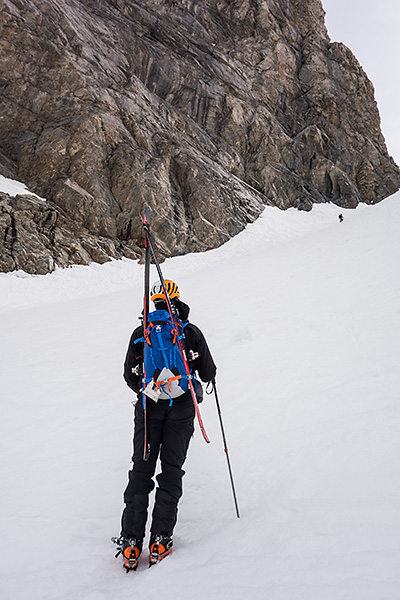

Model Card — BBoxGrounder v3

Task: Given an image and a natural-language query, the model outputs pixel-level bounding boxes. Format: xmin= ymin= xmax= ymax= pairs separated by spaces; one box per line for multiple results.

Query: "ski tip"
xmin=141 ymin=206 xmax=151 ymax=225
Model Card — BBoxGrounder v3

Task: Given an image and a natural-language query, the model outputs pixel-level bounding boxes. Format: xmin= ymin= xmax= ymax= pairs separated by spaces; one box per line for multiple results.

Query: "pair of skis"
xmin=139 ymin=207 xmax=240 ymax=519
xmin=140 ymin=207 xmax=210 ymax=462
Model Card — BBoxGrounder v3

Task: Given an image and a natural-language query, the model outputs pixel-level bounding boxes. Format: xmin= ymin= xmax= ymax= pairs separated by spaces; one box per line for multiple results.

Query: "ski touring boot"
xmin=112 ymin=536 xmax=142 ymax=572
xmin=149 ymin=533 xmax=173 ymax=566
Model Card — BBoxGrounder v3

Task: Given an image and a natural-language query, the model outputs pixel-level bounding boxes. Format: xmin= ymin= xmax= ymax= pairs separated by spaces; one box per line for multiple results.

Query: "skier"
xmin=115 ymin=279 xmax=216 ymax=570
xmin=338 ymin=213 xmax=344 ymax=223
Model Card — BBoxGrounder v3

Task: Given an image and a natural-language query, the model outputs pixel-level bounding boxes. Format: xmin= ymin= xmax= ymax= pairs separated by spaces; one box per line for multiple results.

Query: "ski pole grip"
xmin=206 ymin=380 xmax=214 ymax=395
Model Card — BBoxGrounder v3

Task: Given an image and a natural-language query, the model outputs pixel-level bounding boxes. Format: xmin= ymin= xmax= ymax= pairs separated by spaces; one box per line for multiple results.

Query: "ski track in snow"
xmin=1 ymin=192 xmax=400 ymax=599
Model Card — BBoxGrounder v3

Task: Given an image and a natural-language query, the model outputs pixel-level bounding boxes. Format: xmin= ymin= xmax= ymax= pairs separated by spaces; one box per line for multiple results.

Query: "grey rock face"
xmin=0 ymin=191 xmax=134 ymax=274
xmin=0 ymin=0 xmax=399 ymax=273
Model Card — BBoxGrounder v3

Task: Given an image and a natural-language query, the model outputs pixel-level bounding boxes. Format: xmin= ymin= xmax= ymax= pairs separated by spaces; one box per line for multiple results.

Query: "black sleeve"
xmin=123 ymin=326 xmax=144 ymax=394
xmin=184 ymin=323 xmax=217 ymax=383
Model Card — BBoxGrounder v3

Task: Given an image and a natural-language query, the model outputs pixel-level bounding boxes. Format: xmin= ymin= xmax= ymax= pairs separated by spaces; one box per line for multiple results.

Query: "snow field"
xmin=1 ymin=194 xmax=400 ymax=599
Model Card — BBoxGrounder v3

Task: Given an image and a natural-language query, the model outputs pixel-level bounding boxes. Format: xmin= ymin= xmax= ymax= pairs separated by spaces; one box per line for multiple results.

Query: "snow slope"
xmin=0 ymin=173 xmax=46 ymax=201
xmin=1 ymin=194 xmax=400 ymax=600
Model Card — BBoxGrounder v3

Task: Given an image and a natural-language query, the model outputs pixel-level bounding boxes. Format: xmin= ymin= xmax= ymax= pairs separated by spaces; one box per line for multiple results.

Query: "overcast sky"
xmin=322 ymin=0 xmax=400 ymax=165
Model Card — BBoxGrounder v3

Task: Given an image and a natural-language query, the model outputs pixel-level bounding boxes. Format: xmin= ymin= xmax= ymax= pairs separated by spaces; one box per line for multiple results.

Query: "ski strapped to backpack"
xmin=140 ymin=208 xmax=210 ymax=444
xmin=140 ymin=207 xmax=151 ymax=461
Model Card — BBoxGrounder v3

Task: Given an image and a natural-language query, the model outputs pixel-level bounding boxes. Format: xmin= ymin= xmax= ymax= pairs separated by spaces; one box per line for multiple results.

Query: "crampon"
xmin=112 ymin=536 xmax=142 ymax=572
xmin=149 ymin=534 xmax=173 ymax=566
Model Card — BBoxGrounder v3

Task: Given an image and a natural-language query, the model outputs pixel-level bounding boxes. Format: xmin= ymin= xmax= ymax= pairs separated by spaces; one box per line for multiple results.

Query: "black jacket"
xmin=123 ymin=299 xmax=217 ymax=394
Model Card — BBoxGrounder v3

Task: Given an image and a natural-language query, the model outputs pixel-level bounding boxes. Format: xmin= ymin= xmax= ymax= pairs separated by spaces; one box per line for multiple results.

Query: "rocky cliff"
xmin=1 ymin=0 xmax=399 ymax=274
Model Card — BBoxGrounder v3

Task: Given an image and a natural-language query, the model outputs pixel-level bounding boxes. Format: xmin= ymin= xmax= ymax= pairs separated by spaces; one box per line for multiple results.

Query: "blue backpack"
xmin=136 ymin=309 xmax=196 ymax=402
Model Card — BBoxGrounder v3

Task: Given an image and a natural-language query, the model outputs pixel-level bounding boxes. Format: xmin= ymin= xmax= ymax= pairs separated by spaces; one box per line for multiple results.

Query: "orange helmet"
xmin=151 ymin=280 xmax=180 ymax=302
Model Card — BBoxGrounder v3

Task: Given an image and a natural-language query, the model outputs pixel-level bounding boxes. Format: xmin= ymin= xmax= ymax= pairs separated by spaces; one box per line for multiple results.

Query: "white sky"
xmin=322 ymin=0 xmax=400 ymax=165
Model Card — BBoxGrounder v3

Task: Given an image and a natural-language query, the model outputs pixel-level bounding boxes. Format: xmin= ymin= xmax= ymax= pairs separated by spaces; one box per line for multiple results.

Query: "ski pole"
xmin=212 ymin=378 xmax=240 ymax=518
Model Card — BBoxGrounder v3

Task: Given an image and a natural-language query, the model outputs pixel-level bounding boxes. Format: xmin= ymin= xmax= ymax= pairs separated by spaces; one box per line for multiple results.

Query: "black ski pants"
xmin=121 ymin=392 xmax=195 ymax=540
